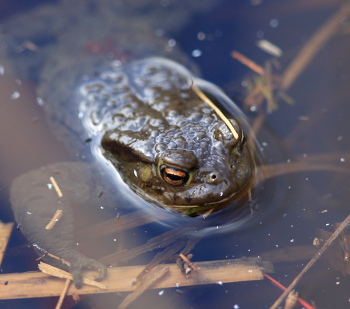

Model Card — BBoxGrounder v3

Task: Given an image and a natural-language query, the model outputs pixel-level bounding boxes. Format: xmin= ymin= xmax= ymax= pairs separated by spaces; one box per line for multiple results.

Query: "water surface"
xmin=1 ymin=1 xmax=350 ymax=308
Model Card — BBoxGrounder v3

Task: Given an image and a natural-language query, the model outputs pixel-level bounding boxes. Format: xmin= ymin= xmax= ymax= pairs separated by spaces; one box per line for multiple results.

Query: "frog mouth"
xmin=167 ymin=194 xmax=235 ymax=209
xmin=164 ymin=191 xmax=240 ymax=214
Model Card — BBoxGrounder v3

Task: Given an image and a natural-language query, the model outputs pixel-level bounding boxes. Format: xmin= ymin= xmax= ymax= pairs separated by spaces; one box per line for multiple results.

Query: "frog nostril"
xmin=207 ymin=172 xmax=220 ymax=184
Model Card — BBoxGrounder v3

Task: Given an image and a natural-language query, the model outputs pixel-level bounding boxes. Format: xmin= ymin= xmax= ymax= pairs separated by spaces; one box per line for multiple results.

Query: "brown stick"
xmin=269 ymin=214 xmax=350 ymax=309
xmin=50 ymin=176 xmax=63 ymax=197
xmin=0 ymin=221 xmax=14 ymax=266
xmin=55 ymin=279 xmax=71 ymax=309
xmin=281 ymin=4 xmax=350 ymax=91
xmin=179 ymin=253 xmax=198 ymax=272
xmin=0 ymin=258 xmax=273 ymax=300
xmin=45 ymin=209 xmax=63 ymax=230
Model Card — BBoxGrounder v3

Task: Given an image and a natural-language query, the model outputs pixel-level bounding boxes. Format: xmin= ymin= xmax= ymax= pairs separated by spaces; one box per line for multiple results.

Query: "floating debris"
xmin=256 ymin=39 xmax=283 ymax=57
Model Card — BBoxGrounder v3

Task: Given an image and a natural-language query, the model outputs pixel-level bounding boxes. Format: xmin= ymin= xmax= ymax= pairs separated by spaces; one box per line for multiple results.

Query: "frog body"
xmin=2 ymin=0 xmax=259 ymax=287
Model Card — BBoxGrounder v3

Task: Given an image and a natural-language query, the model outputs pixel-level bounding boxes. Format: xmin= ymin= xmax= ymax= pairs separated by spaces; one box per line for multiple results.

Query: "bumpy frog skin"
xmin=2 ymin=0 xmax=258 ymax=288
xmin=79 ymin=58 xmax=255 ymax=212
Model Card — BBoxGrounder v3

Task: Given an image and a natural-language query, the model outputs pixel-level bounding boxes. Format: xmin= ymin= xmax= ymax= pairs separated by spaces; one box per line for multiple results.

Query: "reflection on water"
xmin=1 ymin=0 xmax=350 ymax=308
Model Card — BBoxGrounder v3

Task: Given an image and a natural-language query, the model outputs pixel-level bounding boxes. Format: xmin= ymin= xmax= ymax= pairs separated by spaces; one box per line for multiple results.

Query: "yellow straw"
xmin=192 ymin=82 xmax=239 ymax=140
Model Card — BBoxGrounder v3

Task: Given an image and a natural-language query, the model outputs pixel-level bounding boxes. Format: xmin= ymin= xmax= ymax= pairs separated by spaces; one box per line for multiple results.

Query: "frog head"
xmin=83 ymin=58 xmax=257 ymax=214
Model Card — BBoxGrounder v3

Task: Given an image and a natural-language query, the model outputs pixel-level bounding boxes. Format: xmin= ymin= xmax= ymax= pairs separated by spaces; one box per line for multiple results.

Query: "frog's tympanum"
xmin=2 ymin=0 xmax=259 ymax=288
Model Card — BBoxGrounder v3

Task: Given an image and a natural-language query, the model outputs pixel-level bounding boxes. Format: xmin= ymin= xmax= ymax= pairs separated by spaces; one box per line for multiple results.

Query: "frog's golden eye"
xmin=161 ymin=166 xmax=189 ymax=186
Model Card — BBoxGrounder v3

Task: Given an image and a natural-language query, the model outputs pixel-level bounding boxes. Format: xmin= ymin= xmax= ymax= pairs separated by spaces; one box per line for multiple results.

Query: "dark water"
xmin=1 ymin=0 xmax=350 ymax=308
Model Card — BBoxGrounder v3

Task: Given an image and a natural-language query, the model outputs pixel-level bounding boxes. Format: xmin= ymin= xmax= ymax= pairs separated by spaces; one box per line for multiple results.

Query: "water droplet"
xmin=192 ymin=49 xmax=202 ymax=57
xmin=270 ymin=18 xmax=279 ymax=28
xmin=37 ymin=97 xmax=44 ymax=106
xmin=168 ymin=39 xmax=176 ymax=47
xmin=11 ymin=91 xmax=20 ymax=99
xmin=197 ymin=32 xmax=205 ymax=40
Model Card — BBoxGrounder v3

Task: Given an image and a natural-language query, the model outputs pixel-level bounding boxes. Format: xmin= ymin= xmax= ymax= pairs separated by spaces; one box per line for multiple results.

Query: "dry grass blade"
xmin=231 ymin=51 xmax=265 ymax=75
xmin=0 ymin=221 xmax=13 ymax=266
xmin=45 ymin=209 xmax=63 ymax=230
xmin=50 ymin=176 xmax=63 ymax=197
xmin=192 ymin=82 xmax=240 ymax=140
xmin=269 ymin=214 xmax=350 ymax=309
xmin=233 ymin=4 xmax=350 ymax=112
xmin=256 ymin=40 xmax=283 ymax=57
xmin=179 ymin=253 xmax=198 ymax=272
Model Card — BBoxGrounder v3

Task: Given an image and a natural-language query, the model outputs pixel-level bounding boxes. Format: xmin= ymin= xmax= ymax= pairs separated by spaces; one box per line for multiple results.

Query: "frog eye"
xmin=161 ymin=166 xmax=189 ymax=186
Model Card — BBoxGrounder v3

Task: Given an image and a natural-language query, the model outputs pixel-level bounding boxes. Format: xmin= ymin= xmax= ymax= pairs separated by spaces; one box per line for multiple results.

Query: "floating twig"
xmin=55 ymin=279 xmax=71 ymax=309
xmin=256 ymin=39 xmax=283 ymax=57
xmin=264 ymin=274 xmax=315 ymax=309
xmin=269 ymin=214 xmax=350 ymax=309
xmin=0 ymin=221 xmax=14 ymax=267
xmin=50 ymin=176 xmax=63 ymax=197
xmin=179 ymin=253 xmax=198 ymax=272
xmin=45 ymin=209 xmax=63 ymax=230
xmin=33 ymin=244 xmax=71 ymax=267
xmin=231 ymin=51 xmax=265 ymax=75
xmin=233 ymin=4 xmax=350 ymax=112
xmin=202 ymin=207 xmax=214 ymax=218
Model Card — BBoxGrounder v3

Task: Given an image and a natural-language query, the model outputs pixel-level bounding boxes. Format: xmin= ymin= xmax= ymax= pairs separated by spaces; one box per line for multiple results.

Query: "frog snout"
xmin=205 ymin=170 xmax=234 ymax=186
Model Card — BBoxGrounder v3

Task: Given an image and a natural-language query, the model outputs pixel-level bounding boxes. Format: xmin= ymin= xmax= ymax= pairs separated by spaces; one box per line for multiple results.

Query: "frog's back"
xmin=0 ymin=0 xmax=223 ymax=144
xmin=1 ymin=0 xmax=262 ymax=214
xmin=1 ymin=0 xmax=230 ymax=154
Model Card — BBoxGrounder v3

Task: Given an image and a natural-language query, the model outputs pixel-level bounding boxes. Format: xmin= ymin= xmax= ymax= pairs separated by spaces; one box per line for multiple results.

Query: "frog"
xmin=1 ymin=0 xmax=260 ymax=288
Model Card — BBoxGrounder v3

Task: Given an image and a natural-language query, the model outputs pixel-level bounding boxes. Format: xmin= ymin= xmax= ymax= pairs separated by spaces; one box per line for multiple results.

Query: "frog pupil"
xmin=162 ymin=167 xmax=188 ymax=186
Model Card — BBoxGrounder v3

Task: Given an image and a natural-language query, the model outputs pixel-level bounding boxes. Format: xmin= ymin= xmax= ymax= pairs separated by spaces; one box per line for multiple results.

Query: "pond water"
xmin=1 ymin=0 xmax=350 ymax=308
